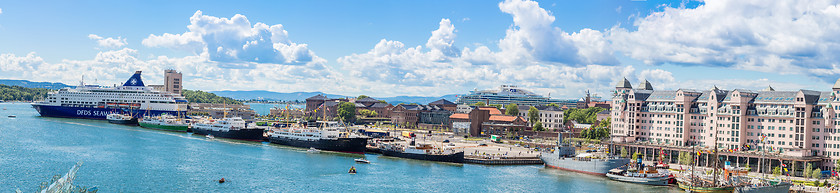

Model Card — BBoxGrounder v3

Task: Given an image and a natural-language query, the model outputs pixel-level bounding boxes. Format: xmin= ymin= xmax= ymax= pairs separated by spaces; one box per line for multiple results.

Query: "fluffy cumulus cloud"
xmin=610 ymin=0 xmax=840 ymax=82
xmin=88 ymin=34 xmax=127 ymax=49
xmin=337 ymin=0 xmax=626 ymax=97
xmin=142 ymin=10 xmax=324 ymax=66
xmin=0 ymin=11 xmax=337 ymax=93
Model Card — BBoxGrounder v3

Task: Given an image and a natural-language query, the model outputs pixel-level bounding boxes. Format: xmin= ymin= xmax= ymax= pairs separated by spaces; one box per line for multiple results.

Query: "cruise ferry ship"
xmin=455 ymin=85 xmax=562 ymax=106
xmin=31 ymin=71 xmax=188 ymax=119
xmin=267 ymin=121 xmax=367 ymax=154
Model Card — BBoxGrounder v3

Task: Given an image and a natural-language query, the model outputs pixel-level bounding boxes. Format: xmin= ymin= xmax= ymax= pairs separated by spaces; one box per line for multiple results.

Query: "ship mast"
xmin=712 ymin=118 xmax=720 ymax=187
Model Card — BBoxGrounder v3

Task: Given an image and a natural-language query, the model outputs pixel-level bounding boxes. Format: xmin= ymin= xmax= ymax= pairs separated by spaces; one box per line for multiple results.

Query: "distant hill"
xmin=211 ymin=90 xmax=458 ymax=105
xmin=0 ymin=79 xmax=72 ymax=89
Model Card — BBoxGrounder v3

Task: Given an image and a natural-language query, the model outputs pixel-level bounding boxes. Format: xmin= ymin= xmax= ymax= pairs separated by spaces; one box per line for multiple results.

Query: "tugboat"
xmin=106 ymin=113 xmax=137 ymax=125
xmin=378 ymin=137 xmax=464 ymax=163
xmin=190 ymin=117 xmax=265 ymax=141
xmin=606 ymin=160 xmax=673 ymax=186
xmin=267 ymin=121 xmax=367 ymax=154
xmin=540 ymin=132 xmax=630 ymax=175
xmin=138 ymin=114 xmax=189 ymax=132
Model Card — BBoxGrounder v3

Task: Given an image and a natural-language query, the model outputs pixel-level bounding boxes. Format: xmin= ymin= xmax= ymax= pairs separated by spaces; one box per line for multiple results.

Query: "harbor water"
xmin=0 ymin=103 xmax=680 ymax=192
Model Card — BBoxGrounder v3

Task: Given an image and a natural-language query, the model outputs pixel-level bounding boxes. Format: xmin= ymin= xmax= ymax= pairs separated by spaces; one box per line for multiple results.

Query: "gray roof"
xmin=370 ymin=103 xmax=390 ymax=108
xmin=355 ymin=97 xmax=379 ymax=103
xmin=398 ymin=104 xmax=443 ymax=111
xmin=646 ymin=90 xmax=677 ymax=101
xmin=616 ymin=77 xmax=632 ymax=88
xmin=763 ymin=85 xmax=775 ymax=91
xmin=307 ymin=94 xmax=329 ymax=101
xmin=354 ymin=103 xmax=367 ymax=107
xmin=638 ymin=79 xmax=653 ymax=90
xmin=429 ymin=99 xmax=456 ymax=105
xmin=632 ymin=90 xmax=654 ymax=101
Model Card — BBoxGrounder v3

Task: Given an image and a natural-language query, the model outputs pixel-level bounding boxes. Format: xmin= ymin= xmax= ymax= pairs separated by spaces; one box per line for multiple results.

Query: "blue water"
xmin=0 ymin=103 xmax=679 ymax=192
xmin=245 ymin=103 xmax=304 ymax=116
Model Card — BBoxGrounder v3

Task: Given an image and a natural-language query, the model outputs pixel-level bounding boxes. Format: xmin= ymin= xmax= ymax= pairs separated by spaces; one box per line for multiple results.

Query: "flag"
xmin=781 ymin=163 xmax=787 ymax=167
xmin=784 ymin=168 xmax=789 ymax=172
xmin=697 ymin=151 xmax=701 ymax=156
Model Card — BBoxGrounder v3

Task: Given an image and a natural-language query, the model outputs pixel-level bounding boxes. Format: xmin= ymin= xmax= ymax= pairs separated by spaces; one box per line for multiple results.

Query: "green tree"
xmin=357 ymin=95 xmax=369 ymax=99
xmin=533 ymin=122 xmax=544 ymax=131
xmin=679 ymin=152 xmax=694 ymax=165
xmin=528 ymin=106 xmax=539 ymax=126
xmin=548 ymin=103 xmax=559 ymax=108
xmin=580 ymin=129 xmax=589 ymax=139
xmin=805 ymin=163 xmax=813 ymax=178
xmin=773 ymin=166 xmax=781 ymax=177
xmin=620 ymin=147 xmax=628 ymax=158
xmin=337 ymin=102 xmax=356 ymax=123
xmin=474 ymin=102 xmax=486 ymax=106
xmin=814 ymin=168 xmax=823 ymax=179
xmin=835 ymin=159 xmax=840 ymax=174
xmin=632 ymin=152 xmax=641 ymax=160
xmin=505 ymin=103 xmax=519 ymax=116
xmin=181 ymin=90 xmax=242 ymax=104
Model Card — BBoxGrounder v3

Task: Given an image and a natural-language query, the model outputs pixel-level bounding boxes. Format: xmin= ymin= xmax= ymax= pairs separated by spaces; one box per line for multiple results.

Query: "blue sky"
xmin=1 ymin=0 xmax=838 ymax=99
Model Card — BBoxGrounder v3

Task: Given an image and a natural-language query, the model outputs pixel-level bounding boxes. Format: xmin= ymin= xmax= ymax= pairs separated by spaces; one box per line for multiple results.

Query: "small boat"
xmin=106 ymin=113 xmax=137 ymax=125
xmin=348 ymin=166 xmax=357 ymax=174
xmin=206 ymin=135 xmax=215 ymax=139
xmin=307 ymin=147 xmax=321 ymax=153
xmin=218 ymin=178 xmax=226 ymax=183
xmin=8 ymin=115 xmax=16 ymax=118
xmin=354 ymin=158 xmax=370 ymax=164
xmin=606 ymin=164 xmax=673 ymax=186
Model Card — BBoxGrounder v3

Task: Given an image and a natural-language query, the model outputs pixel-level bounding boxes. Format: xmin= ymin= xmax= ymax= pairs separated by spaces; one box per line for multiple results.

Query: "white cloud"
xmin=0 ymin=8 xmax=3 ymax=14
xmin=88 ymin=34 xmax=127 ymax=49
xmin=609 ymin=0 xmax=840 ymax=82
xmin=142 ymin=10 xmax=324 ymax=66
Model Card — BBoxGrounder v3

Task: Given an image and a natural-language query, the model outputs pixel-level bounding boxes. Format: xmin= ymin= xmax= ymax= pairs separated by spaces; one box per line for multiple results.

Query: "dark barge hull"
xmin=268 ymin=136 xmax=367 ymax=154
xmin=192 ymin=128 xmax=265 ymax=141
xmin=380 ymin=149 xmax=464 ymax=163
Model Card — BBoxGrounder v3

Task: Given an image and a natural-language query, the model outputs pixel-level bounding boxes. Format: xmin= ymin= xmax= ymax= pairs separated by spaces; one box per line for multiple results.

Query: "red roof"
xmin=488 ymin=115 xmax=521 ymax=122
xmin=449 ymin=113 xmax=469 ymax=120
xmin=478 ymin=107 xmax=502 ymax=115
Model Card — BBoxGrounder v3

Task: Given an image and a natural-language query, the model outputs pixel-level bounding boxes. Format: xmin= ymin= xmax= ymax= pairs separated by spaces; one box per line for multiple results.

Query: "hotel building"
xmin=610 ymin=78 xmax=840 ymax=172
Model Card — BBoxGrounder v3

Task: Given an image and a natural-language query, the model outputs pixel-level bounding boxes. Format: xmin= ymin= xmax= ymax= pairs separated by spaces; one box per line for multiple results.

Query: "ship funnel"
xmin=122 ymin=71 xmax=145 ymax=87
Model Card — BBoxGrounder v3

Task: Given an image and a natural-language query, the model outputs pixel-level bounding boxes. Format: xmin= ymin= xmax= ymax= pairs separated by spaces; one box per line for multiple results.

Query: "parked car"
xmin=443 ymin=140 xmax=450 ymax=143
xmin=478 ymin=143 xmax=488 ymax=146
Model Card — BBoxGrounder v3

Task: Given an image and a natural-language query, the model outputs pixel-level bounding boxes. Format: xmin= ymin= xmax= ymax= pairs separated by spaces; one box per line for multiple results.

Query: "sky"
xmin=1 ymin=0 xmax=839 ymax=99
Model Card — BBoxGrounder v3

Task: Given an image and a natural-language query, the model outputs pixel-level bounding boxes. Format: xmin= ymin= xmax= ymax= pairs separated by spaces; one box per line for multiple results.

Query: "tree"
xmin=533 ymin=122 xmax=544 ymax=131
xmin=792 ymin=161 xmax=798 ymax=177
xmin=548 ymin=103 xmax=559 ymax=108
xmin=679 ymin=152 xmax=694 ymax=165
xmin=805 ymin=163 xmax=813 ymax=178
xmin=814 ymin=168 xmax=823 ymax=179
xmin=632 ymin=152 xmax=641 ymax=161
xmin=773 ymin=166 xmax=781 ymax=177
xmin=337 ymin=102 xmax=356 ymax=123
xmin=357 ymin=95 xmax=369 ymax=99
xmin=505 ymin=103 xmax=519 ymax=116
xmin=620 ymin=147 xmax=628 ymax=158
xmin=474 ymin=102 xmax=486 ymax=106
xmin=528 ymin=106 xmax=539 ymax=126
xmin=359 ymin=109 xmax=378 ymax=117
xmin=580 ymin=129 xmax=589 ymax=139
xmin=835 ymin=159 xmax=840 ymax=174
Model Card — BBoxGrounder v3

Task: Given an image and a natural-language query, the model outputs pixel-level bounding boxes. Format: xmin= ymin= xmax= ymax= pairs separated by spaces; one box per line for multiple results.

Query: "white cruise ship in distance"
xmin=455 ymin=85 xmax=562 ymax=106
xmin=31 ymin=71 xmax=188 ymax=119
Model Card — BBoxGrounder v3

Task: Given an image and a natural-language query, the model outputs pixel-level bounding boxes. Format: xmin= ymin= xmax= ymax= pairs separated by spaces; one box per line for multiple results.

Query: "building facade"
xmin=164 ymin=69 xmax=182 ymax=95
xmin=611 ymin=78 xmax=840 ymax=171
xmin=517 ymin=105 xmax=565 ymax=131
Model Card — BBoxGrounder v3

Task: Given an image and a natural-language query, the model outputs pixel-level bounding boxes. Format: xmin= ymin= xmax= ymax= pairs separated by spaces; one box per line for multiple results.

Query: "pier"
xmin=464 ymin=156 xmax=543 ymax=165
